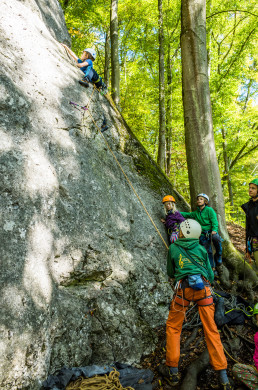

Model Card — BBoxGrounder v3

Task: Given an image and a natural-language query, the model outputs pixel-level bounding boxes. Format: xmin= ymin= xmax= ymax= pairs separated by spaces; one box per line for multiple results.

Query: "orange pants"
xmin=166 ymin=285 xmax=227 ymax=370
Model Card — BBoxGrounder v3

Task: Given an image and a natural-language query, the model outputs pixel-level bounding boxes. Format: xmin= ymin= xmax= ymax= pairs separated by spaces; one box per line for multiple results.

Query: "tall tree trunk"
xmin=110 ymin=0 xmax=120 ymax=109
xmin=180 ymin=0 xmax=257 ymax=284
xmin=166 ymin=42 xmax=173 ymax=176
xmin=222 ymin=128 xmax=234 ymax=217
xmin=104 ymin=29 xmax=111 ymax=88
xmin=157 ymin=0 xmax=166 ymax=171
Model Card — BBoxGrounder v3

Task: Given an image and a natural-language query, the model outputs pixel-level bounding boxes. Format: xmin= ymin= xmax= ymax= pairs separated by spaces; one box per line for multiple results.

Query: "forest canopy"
xmin=59 ymin=0 xmax=258 ymax=225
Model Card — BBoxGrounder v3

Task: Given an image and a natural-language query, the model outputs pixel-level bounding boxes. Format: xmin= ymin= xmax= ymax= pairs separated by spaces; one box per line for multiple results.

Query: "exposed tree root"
xmin=180 ymin=348 xmax=210 ymax=390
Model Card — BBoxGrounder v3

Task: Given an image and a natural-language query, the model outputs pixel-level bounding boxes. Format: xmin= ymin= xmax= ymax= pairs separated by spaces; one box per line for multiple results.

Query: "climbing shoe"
xmin=79 ymin=79 xmax=89 ymax=88
xmin=100 ymin=83 xmax=108 ymax=95
xmin=157 ymin=365 xmax=180 ymax=386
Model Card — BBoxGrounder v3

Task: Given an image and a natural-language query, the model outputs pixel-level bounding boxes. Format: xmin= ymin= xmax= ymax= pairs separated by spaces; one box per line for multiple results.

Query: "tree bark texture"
xmin=110 ymin=0 xmax=120 ymax=109
xmin=104 ymin=29 xmax=111 ymax=88
xmin=157 ymin=0 xmax=166 ymax=171
xmin=222 ymin=128 xmax=234 ymax=213
xmin=166 ymin=43 xmax=173 ymax=175
xmin=180 ymin=0 xmax=228 ymax=240
xmin=180 ymin=348 xmax=210 ymax=390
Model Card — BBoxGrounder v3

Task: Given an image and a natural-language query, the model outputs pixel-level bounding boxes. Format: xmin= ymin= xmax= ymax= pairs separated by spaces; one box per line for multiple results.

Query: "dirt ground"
xmin=140 ymin=222 xmax=257 ymax=390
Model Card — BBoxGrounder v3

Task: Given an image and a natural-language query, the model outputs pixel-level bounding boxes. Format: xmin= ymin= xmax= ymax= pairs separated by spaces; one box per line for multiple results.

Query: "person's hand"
xmin=211 ymin=231 xmax=217 ymax=235
xmin=161 ymin=218 xmax=165 ymax=223
xmin=245 ymin=252 xmax=252 ymax=264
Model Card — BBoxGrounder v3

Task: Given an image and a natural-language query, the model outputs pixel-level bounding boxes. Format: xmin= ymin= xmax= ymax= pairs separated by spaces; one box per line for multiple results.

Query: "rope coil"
xmin=66 ymin=368 xmax=135 ymax=390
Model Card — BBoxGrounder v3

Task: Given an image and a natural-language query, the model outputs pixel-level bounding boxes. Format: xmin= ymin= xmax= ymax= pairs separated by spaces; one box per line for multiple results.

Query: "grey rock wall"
xmin=0 ymin=1 xmax=189 ymax=388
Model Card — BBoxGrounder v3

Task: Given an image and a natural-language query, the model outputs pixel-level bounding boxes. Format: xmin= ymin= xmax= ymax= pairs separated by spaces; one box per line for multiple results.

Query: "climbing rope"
xmin=66 ymin=369 xmax=134 ymax=390
xmin=71 ymin=86 xmax=169 ymax=250
xmin=222 ymin=345 xmax=241 ymax=365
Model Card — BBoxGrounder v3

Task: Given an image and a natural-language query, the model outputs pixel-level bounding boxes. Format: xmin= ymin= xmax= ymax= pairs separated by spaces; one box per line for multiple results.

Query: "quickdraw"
xmin=69 ymin=101 xmax=88 ymax=111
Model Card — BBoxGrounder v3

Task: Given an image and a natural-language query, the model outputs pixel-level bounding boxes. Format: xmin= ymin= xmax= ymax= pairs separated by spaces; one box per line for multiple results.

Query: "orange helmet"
xmin=162 ymin=195 xmax=176 ymax=203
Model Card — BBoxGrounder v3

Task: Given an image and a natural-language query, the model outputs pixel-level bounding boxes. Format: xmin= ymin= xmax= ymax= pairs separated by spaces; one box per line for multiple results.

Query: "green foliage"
xmin=59 ymin=0 xmax=257 ymax=215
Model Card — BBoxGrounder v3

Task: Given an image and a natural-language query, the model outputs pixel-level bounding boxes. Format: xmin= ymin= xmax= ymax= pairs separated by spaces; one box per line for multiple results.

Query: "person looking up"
xmin=241 ymin=179 xmax=258 ymax=269
xmin=159 ymin=219 xmax=232 ymax=389
xmin=181 ymin=193 xmax=222 ymax=269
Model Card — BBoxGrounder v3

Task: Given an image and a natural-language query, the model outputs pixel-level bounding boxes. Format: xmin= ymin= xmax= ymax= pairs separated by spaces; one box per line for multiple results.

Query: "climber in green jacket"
xmin=180 ymin=193 xmax=222 ymax=269
xmin=161 ymin=219 xmax=232 ymax=390
xmin=167 ymin=226 xmax=214 ymax=284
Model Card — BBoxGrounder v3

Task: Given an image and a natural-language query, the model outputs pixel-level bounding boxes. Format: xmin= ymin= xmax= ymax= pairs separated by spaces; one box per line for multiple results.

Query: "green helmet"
xmin=249 ymin=179 xmax=258 ymax=187
xmin=253 ymin=303 xmax=258 ymax=315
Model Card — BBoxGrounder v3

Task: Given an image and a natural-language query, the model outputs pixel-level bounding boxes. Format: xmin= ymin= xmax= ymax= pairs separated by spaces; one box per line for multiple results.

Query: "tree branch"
xmin=207 ymin=9 xmax=258 ymax=19
xmin=217 ymin=27 xmax=256 ymax=91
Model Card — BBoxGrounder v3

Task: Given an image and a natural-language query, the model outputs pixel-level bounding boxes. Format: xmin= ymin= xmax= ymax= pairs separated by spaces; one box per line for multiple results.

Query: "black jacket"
xmin=241 ymin=199 xmax=258 ymax=240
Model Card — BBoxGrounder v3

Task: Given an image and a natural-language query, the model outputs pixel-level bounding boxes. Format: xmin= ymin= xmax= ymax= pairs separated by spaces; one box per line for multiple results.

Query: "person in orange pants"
xmin=166 ymin=286 xmax=227 ymax=370
xmin=160 ymin=219 xmax=232 ymax=390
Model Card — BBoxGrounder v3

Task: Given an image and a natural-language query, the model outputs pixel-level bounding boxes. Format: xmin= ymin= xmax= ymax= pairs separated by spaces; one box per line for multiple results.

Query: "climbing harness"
xmin=172 ymin=278 xmax=213 ymax=325
xmin=66 ymin=368 xmax=134 ymax=390
xmin=69 ymin=86 xmax=169 ymax=250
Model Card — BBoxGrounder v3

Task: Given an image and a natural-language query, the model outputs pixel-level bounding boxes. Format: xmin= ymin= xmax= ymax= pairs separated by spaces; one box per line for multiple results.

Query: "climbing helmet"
xmin=83 ymin=48 xmax=96 ymax=60
xmin=197 ymin=193 xmax=209 ymax=203
xmin=162 ymin=195 xmax=176 ymax=203
xmin=180 ymin=219 xmax=202 ymax=239
xmin=249 ymin=179 xmax=258 ymax=187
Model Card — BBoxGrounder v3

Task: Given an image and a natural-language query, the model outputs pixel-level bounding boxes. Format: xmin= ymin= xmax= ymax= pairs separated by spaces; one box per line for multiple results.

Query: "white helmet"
xmin=83 ymin=48 xmax=96 ymax=60
xmin=197 ymin=193 xmax=209 ymax=203
xmin=180 ymin=219 xmax=202 ymax=239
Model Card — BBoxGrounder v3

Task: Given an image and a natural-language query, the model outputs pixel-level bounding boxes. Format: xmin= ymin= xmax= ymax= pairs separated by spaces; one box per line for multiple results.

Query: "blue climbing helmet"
xmin=197 ymin=193 xmax=209 ymax=203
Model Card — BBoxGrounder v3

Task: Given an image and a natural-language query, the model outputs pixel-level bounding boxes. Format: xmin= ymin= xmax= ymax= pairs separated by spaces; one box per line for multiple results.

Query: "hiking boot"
xmin=157 ymin=365 xmax=180 ymax=386
xmin=79 ymin=80 xmax=89 ymax=88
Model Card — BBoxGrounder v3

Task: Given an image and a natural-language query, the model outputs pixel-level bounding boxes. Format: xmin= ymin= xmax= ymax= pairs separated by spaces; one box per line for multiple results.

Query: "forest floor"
xmin=140 ymin=222 xmax=257 ymax=390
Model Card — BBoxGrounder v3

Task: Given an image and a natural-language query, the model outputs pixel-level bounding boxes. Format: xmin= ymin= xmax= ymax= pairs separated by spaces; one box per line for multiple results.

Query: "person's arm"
xmin=167 ymin=247 xmax=175 ymax=278
xmin=180 ymin=210 xmax=196 ymax=219
xmin=241 ymin=203 xmax=251 ymax=256
xmin=175 ymin=211 xmax=185 ymax=223
xmin=61 ymin=43 xmax=78 ymax=62
xmin=209 ymin=208 xmax=219 ymax=234
xmin=76 ymin=60 xmax=90 ymax=68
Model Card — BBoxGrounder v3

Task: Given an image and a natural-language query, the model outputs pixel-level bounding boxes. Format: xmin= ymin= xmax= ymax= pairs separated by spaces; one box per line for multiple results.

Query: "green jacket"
xmin=167 ymin=238 xmax=214 ymax=283
xmin=181 ymin=206 xmax=218 ymax=232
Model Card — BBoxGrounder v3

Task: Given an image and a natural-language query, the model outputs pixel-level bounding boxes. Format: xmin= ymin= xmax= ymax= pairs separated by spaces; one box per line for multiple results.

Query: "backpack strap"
xmin=179 ymin=247 xmax=208 ymax=273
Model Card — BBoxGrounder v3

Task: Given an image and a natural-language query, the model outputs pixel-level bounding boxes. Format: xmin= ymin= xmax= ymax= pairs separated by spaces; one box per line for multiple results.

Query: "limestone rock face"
xmin=0 ymin=1 xmax=189 ymax=389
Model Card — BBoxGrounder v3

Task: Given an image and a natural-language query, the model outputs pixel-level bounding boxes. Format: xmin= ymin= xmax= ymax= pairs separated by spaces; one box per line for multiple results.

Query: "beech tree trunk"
xmin=180 ymin=0 xmax=257 ymax=284
xmin=110 ymin=0 xmax=120 ymax=109
xmin=166 ymin=42 xmax=173 ymax=176
xmin=222 ymin=127 xmax=234 ymax=215
xmin=157 ymin=0 xmax=166 ymax=171
xmin=104 ymin=29 xmax=111 ymax=88
xmin=181 ymin=0 xmax=227 ymax=236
